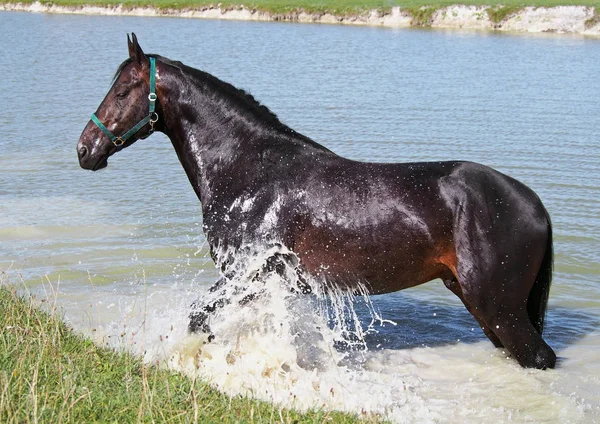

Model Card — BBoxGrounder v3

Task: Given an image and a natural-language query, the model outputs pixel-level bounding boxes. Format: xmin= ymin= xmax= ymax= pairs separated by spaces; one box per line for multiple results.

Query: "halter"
xmin=91 ymin=57 xmax=158 ymax=147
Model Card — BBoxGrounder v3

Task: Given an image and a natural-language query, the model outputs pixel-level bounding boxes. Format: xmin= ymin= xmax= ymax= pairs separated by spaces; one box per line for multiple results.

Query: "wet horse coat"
xmin=77 ymin=34 xmax=556 ymax=369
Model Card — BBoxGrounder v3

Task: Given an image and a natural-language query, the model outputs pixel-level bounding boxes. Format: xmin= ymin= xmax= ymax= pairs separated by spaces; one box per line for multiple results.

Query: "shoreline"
xmin=2 ymin=2 xmax=600 ymax=35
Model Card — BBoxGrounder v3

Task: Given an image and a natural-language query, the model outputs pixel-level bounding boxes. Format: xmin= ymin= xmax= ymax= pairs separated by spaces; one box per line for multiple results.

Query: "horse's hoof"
xmin=533 ymin=348 xmax=557 ymax=369
xmin=518 ymin=344 xmax=556 ymax=369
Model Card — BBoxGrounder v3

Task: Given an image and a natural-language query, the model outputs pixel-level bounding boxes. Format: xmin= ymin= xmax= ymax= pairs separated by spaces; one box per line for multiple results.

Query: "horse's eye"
xmin=115 ymin=83 xmax=130 ymax=98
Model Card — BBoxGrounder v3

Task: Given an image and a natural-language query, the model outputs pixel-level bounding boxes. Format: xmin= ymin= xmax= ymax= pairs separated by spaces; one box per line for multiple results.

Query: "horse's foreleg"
xmin=188 ymin=277 xmax=229 ymax=337
xmin=260 ymin=252 xmax=312 ymax=295
xmin=188 ymin=252 xmax=311 ymax=337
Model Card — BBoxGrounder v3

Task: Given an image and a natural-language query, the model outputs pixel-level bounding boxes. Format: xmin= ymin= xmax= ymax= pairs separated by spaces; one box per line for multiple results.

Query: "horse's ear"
xmin=127 ymin=32 xmax=146 ymax=64
xmin=127 ymin=33 xmax=134 ymax=57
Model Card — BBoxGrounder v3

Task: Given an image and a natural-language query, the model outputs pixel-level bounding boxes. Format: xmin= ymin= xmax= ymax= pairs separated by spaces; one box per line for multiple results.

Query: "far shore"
xmin=1 ymin=1 xmax=600 ymax=35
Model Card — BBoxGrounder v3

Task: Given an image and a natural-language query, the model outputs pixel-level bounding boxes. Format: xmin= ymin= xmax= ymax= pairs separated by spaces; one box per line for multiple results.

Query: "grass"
xmin=585 ymin=9 xmax=600 ymax=26
xmin=0 ymin=280 xmax=376 ymax=423
xmin=406 ymin=5 xmax=438 ymax=25
xmin=486 ymin=4 xmax=522 ymax=23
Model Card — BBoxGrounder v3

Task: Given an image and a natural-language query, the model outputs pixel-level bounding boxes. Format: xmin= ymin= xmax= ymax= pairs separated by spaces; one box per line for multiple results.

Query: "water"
xmin=1 ymin=11 xmax=600 ymax=422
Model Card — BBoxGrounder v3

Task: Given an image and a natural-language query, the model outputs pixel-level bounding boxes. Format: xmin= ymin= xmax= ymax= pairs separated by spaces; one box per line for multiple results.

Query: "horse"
xmin=77 ymin=34 xmax=556 ymax=369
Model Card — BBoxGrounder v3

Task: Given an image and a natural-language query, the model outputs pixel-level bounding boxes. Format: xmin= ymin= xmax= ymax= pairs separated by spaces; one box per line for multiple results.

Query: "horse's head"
xmin=77 ymin=34 xmax=159 ymax=170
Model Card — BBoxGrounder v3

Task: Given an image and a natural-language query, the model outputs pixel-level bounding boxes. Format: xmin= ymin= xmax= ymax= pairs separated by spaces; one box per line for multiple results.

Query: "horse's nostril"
xmin=78 ymin=145 xmax=88 ymax=159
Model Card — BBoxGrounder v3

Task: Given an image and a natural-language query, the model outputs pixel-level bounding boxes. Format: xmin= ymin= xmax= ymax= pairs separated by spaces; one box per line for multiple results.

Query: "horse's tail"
xmin=527 ymin=207 xmax=554 ymax=335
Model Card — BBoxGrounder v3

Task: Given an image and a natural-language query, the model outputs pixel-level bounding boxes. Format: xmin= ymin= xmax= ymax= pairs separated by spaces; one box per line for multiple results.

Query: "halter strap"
xmin=91 ymin=57 xmax=158 ymax=147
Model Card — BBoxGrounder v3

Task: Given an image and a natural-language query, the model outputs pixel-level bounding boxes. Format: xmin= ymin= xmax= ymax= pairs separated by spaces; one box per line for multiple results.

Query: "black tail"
xmin=527 ymin=208 xmax=553 ymax=335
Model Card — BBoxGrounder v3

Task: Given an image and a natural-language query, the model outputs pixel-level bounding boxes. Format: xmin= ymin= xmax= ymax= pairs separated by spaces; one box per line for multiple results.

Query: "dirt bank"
xmin=2 ymin=2 xmax=599 ymax=35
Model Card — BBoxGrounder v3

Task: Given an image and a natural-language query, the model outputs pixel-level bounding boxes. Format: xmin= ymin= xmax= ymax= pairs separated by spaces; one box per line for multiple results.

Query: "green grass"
xmin=406 ymin=5 xmax=438 ymax=25
xmin=486 ymin=4 xmax=522 ymax=22
xmin=0 ymin=283 xmax=376 ymax=423
xmin=585 ymin=9 xmax=600 ymax=26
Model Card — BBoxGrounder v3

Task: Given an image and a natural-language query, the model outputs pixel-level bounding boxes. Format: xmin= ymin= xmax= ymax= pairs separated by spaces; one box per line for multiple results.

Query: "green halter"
xmin=91 ymin=57 xmax=158 ymax=147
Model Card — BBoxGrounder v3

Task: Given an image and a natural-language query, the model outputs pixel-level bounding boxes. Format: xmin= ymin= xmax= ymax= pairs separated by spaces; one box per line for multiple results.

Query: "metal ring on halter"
xmin=113 ymin=137 xmax=125 ymax=147
xmin=148 ymin=93 xmax=157 ymax=102
xmin=149 ymin=112 xmax=159 ymax=131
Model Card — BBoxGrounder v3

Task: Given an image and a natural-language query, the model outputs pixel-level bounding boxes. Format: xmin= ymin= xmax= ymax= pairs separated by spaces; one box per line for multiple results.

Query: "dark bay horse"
xmin=77 ymin=34 xmax=556 ymax=369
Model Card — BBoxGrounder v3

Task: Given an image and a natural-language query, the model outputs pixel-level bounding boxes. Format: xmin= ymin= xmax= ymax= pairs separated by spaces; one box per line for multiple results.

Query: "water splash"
xmin=166 ymin=242 xmax=417 ymax=417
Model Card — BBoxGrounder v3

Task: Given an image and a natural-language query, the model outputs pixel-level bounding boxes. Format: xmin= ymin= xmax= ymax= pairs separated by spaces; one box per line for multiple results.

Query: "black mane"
xmin=152 ymin=55 xmax=289 ymax=132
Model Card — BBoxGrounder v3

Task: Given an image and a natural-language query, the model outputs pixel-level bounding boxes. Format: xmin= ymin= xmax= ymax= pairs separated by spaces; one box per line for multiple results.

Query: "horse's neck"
xmin=158 ymin=67 xmax=317 ymax=209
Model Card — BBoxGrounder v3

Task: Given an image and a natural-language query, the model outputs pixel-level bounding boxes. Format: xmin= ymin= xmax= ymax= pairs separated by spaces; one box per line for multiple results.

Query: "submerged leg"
xmin=188 ymin=252 xmax=312 ymax=336
xmin=188 ymin=277 xmax=229 ymax=337
xmin=486 ymin=307 xmax=556 ymax=369
xmin=261 ymin=252 xmax=312 ymax=295
xmin=443 ymin=278 xmax=504 ymax=348
xmin=457 ymin=274 xmax=556 ymax=369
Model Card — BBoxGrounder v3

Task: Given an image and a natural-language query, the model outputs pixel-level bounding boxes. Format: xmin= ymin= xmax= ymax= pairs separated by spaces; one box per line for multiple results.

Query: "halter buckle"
xmin=113 ymin=137 xmax=125 ymax=147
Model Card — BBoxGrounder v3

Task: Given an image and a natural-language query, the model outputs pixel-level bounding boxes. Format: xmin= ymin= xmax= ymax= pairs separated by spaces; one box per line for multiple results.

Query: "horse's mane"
xmin=113 ymin=55 xmax=328 ymax=150
xmin=153 ymin=55 xmax=290 ymax=130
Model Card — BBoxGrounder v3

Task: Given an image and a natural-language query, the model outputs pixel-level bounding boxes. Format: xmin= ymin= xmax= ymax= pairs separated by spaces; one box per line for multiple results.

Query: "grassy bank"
xmin=0 ymin=285 xmax=369 ymax=423
xmin=1 ymin=0 xmax=599 ymax=15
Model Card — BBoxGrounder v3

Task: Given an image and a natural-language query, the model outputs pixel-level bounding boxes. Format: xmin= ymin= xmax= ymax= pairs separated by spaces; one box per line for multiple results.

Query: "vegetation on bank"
xmin=585 ymin=8 xmax=600 ymax=26
xmin=1 ymin=0 xmax=599 ymax=17
xmin=0 ymin=284 xmax=373 ymax=423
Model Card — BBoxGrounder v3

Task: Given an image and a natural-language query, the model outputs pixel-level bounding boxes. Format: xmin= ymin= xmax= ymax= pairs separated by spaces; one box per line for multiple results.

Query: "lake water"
xmin=1 ymin=10 xmax=599 ymax=423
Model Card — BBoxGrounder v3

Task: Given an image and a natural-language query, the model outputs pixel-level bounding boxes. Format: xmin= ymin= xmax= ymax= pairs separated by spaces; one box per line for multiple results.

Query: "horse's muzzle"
xmin=77 ymin=126 xmax=112 ymax=171
xmin=77 ymin=142 xmax=102 ymax=170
